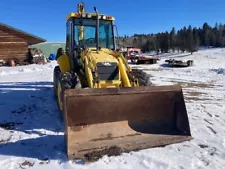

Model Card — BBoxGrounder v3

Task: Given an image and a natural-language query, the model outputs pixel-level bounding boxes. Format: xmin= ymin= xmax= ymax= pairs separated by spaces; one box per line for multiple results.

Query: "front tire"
xmin=56 ymin=72 xmax=81 ymax=112
xmin=57 ymin=80 xmax=64 ymax=111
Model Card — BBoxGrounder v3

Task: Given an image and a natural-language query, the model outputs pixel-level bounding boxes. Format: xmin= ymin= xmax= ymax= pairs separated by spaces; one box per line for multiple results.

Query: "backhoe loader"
xmin=53 ymin=3 xmax=192 ymax=162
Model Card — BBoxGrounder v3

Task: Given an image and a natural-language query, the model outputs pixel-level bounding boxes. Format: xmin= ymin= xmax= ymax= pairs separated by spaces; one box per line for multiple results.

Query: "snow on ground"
xmin=0 ymin=48 xmax=225 ymax=169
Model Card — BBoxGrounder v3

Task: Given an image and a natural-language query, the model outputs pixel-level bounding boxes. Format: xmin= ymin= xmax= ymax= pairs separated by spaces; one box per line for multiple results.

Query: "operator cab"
xmin=65 ymin=11 xmax=116 ymax=55
xmin=62 ymin=4 xmax=120 ymax=88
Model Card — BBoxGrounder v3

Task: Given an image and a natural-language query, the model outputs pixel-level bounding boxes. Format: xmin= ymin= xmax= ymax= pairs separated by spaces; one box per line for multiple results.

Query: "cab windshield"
xmin=74 ymin=18 xmax=115 ymax=50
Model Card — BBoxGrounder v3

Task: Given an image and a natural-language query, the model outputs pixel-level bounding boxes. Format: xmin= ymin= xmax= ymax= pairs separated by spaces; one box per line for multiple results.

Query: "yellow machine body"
xmin=53 ymin=3 xmax=192 ymax=162
xmin=57 ymin=47 xmax=137 ymax=88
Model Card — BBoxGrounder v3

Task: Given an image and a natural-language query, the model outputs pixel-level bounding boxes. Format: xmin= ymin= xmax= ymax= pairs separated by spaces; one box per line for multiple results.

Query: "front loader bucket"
xmin=63 ymin=85 xmax=192 ymax=162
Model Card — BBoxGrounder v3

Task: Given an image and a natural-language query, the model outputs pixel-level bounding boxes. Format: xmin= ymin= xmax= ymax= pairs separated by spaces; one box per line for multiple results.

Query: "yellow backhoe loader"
xmin=53 ymin=3 xmax=192 ymax=162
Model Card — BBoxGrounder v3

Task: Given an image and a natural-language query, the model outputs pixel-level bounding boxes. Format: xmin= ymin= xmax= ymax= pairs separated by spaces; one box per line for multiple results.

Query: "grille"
xmin=96 ymin=62 xmax=119 ymax=80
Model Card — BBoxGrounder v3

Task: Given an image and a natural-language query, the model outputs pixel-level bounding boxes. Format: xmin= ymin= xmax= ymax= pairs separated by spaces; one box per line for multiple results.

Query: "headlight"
xmin=82 ymin=13 xmax=86 ymax=17
xmin=87 ymin=14 xmax=92 ymax=18
xmin=102 ymin=15 xmax=106 ymax=20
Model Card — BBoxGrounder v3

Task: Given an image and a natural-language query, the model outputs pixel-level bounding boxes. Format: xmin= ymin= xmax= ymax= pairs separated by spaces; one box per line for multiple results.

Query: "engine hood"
xmin=87 ymin=48 xmax=119 ymax=64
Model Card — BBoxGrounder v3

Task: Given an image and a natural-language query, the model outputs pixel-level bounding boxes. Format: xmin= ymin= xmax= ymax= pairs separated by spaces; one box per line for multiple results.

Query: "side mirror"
xmin=113 ymin=25 xmax=119 ymax=38
xmin=113 ymin=24 xmax=120 ymax=50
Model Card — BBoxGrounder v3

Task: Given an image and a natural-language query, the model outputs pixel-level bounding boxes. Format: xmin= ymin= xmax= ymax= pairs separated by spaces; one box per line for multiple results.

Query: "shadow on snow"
xmin=0 ymin=81 xmax=63 ymax=132
xmin=0 ymin=135 xmax=67 ymax=161
xmin=0 ymin=81 xmax=71 ymax=161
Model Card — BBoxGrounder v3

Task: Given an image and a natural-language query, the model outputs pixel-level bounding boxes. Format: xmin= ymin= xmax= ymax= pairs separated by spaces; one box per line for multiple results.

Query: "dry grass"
xmin=142 ymin=68 xmax=163 ymax=72
xmin=21 ymin=161 xmax=34 ymax=167
xmin=171 ymin=81 xmax=215 ymax=101
xmin=132 ymin=67 xmax=163 ymax=72
xmin=184 ymin=96 xmax=211 ymax=101
xmin=0 ymin=138 xmax=10 ymax=143
xmin=185 ymin=91 xmax=204 ymax=97
xmin=184 ymin=89 xmax=209 ymax=101
xmin=174 ymin=81 xmax=215 ymax=88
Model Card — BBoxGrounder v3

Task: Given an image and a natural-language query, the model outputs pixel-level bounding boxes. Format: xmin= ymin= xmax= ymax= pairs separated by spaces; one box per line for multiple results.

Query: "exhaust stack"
xmin=94 ymin=7 xmax=100 ymax=53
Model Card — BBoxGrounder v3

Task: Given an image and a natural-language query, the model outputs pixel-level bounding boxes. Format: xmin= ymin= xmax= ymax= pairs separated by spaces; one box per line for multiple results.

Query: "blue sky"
xmin=1 ymin=0 xmax=225 ymax=42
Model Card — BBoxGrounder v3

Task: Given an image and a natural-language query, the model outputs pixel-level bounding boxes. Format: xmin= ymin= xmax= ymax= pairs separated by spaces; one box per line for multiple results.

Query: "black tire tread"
xmin=53 ymin=66 xmax=61 ymax=97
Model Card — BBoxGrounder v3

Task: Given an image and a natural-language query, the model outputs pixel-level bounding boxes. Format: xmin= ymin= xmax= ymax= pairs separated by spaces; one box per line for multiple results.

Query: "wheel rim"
xmin=57 ymin=82 xmax=63 ymax=111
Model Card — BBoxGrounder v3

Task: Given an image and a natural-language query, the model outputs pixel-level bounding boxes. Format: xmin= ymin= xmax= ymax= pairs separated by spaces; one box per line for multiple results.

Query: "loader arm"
xmin=84 ymin=56 xmax=94 ymax=88
xmin=117 ymin=56 xmax=131 ymax=87
xmin=82 ymin=50 xmax=102 ymax=88
xmin=116 ymin=51 xmax=139 ymax=87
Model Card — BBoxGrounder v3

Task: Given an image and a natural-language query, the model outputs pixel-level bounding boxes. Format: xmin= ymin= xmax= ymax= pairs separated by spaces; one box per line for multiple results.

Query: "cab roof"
xmin=66 ymin=13 xmax=115 ymax=21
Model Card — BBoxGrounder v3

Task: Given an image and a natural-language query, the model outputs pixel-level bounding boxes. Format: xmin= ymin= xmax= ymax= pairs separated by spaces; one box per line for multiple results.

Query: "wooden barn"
xmin=0 ymin=22 xmax=46 ymax=66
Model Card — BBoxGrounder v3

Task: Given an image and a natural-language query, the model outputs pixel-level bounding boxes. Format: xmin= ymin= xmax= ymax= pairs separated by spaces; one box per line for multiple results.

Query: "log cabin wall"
xmin=0 ymin=23 xmax=46 ymax=63
xmin=0 ymin=29 xmax=28 ymax=61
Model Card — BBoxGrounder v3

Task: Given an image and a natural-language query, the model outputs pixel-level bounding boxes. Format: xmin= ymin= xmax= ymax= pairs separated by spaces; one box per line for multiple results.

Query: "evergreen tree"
xmin=142 ymin=40 xmax=151 ymax=52
xmin=164 ymin=31 xmax=170 ymax=53
xmin=178 ymin=27 xmax=186 ymax=52
xmin=143 ymin=37 xmax=156 ymax=52
xmin=169 ymin=27 xmax=176 ymax=52
xmin=176 ymin=30 xmax=181 ymax=52
xmin=210 ymin=32 xmax=216 ymax=47
xmin=218 ymin=24 xmax=224 ymax=47
xmin=120 ymin=21 xmax=225 ymax=53
xmin=203 ymin=22 xmax=211 ymax=47
xmin=155 ymin=34 xmax=160 ymax=54
xmin=223 ymin=37 xmax=225 ymax=48
xmin=186 ymin=25 xmax=194 ymax=53
xmin=193 ymin=27 xmax=200 ymax=50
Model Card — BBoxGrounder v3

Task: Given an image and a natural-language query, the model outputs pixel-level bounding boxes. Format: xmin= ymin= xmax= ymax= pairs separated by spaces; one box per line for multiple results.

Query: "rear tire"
xmin=53 ymin=66 xmax=61 ymax=97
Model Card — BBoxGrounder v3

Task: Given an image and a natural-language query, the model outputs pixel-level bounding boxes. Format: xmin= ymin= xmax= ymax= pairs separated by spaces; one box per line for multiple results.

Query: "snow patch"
xmin=0 ymin=48 xmax=225 ymax=169
xmin=0 ymin=71 xmax=18 ymax=76
xmin=19 ymin=68 xmax=33 ymax=73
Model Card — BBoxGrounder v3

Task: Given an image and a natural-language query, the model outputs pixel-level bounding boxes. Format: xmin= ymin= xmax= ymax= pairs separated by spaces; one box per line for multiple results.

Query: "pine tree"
xmin=143 ymin=40 xmax=150 ymax=52
xmin=120 ymin=21 xmax=225 ymax=53
xmin=178 ymin=27 xmax=187 ymax=52
xmin=215 ymin=24 xmax=221 ymax=47
xmin=203 ymin=22 xmax=211 ymax=47
xmin=218 ymin=24 xmax=224 ymax=47
xmin=223 ymin=37 xmax=225 ymax=48
xmin=164 ymin=31 xmax=170 ymax=53
xmin=155 ymin=34 xmax=160 ymax=54
xmin=193 ymin=27 xmax=200 ymax=51
xmin=149 ymin=36 xmax=156 ymax=51
xmin=210 ymin=32 xmax=216 ymax=47
xmin=170 ymin=27 xmax=176 ymax=52
xmin=186 ymin=25 xmax=194 ymax=53
xmin=176 ymin=30 xmax=181 ymax=52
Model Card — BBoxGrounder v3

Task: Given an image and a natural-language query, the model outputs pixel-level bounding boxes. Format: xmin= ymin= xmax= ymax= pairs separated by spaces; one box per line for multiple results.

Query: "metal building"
xmin=29 ymin=42 xmax=66 ymax=58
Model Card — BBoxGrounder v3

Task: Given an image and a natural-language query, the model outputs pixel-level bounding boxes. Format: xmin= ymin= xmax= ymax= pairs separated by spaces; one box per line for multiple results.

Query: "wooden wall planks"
xmin=0 ymin=29 xmax=27 ymax=61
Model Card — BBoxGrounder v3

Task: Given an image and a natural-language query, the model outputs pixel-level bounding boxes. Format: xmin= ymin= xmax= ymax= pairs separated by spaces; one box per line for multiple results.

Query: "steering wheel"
xmin=85 ymin=38 xmax=96 ymax=45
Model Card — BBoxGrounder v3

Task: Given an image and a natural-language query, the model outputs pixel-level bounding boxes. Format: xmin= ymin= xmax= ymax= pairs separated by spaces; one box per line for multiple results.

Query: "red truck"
xmin=124 ymin=47 xmax=160 ymax=64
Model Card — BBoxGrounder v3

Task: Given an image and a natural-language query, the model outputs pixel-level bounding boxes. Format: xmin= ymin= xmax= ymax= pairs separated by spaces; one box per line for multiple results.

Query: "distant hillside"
xmin=116 ymin=22 xmax=225 ymax=54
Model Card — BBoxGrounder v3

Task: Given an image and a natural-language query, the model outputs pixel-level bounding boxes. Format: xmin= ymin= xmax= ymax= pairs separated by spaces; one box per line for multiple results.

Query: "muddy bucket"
xmin=63 ymin=84 xmax=192 ymax=162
